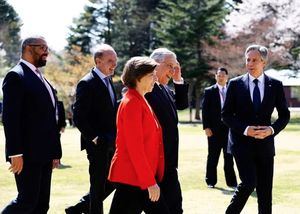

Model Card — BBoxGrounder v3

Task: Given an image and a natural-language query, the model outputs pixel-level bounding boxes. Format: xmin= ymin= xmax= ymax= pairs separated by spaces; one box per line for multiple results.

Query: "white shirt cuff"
xmin=92 ymin=136 xmax=98 ymax=145
xmin=269 ymin=126 xmax=274 ymax=135
xmin=243 ymin=126 xmax=249 ymax=136
xmin=173 ymin=78 xmax=184 ymax=84
xmin=9 ymin=154 xmax=23 ymax=158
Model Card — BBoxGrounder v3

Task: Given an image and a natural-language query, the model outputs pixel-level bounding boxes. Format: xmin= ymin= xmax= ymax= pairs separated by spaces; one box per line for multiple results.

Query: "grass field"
xmin=0 ymin=123 xmax=299 ymax=214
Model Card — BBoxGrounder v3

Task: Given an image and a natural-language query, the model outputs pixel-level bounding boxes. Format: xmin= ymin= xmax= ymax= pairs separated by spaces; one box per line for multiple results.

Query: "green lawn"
xmin=0 ymin=123 xmax=299 ymax=214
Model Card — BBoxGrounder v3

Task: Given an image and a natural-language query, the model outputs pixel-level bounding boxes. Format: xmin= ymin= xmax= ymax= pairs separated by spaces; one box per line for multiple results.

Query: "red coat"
xmin=108 ymin=89 xmax=164 ymax=189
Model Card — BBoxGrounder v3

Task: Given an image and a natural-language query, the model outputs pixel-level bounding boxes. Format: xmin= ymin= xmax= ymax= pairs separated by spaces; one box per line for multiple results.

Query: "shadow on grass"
xmin=214 ymin=186 xmax=258 ymax=198
xmin=57 ymin=164 xmax=72 ymax=169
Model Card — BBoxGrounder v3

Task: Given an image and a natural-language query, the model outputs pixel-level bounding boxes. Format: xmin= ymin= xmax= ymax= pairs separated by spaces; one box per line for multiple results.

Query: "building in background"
xmin=265 ymin=69 xmax=300 ymax=107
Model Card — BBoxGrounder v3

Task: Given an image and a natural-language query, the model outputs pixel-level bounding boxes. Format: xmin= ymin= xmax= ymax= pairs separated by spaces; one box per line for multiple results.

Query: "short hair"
xmin=216 ymin=67 xmax=228 ymax=75
xmin=150 ymin=48 xmax=176 ymax=63
xmin=93 ymin=44 xmax=116 ymax=63
xmin=21 ymin=36 xmax=46 ymax=53
xmin=245 ymin=44 xmax=268 ymax=62
xmin=122 ymin=56 xmax=157 ymax=89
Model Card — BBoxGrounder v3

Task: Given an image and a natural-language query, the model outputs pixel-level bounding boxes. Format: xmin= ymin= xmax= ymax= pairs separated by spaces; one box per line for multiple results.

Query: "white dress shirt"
xmin=217 ymin=83 xmax=227 ymax=108
xmin=243 ymin=73 xmax=274 ymax=136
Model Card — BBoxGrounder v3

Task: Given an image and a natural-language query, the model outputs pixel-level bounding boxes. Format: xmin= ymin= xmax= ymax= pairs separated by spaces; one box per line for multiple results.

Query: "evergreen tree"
xmin=0 ymin=0 xmax=21 ymax=71
xmin=110 ymin=0 xmax=160 ymax=71
xmin=153 ymin=0 xmax=229 ymax=119
xmin=66 ymin=0 xmax=113 ymax=54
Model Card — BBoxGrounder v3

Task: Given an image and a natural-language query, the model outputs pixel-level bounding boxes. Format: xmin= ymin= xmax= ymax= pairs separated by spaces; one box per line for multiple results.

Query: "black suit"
xmin=202 ymin=84 xmax=237 ymax=187
xmin=57 ymin=100 xmax=67 ymax=130
xmin=2 ymin=62 xmax=61 ymax=213
xmin=71 ymin=69 xmax=117 ymax=214
xmin=145 ymin=82 xmax=188 ymax=214
xmin=222 ymin=74 xmax=290 ymax=214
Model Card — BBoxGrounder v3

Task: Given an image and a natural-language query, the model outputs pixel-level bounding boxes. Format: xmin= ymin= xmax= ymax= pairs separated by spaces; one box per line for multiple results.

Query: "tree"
xmin=203 ymin=17 xmax=290 ymax=77
xmin=110 ymin=0 xmax=160 ymax=71
xmin=44 ymin=47 xmax=94 ymax=113
xmin=153 ymin=0 xmax=229 ymax=119
xmin=0 ymin=0 xmax=21 ymax=74
xmin=224 ymin=0 xmax=300 ymax=71
xmin=66 ymin=0 xmax=113 ymax=54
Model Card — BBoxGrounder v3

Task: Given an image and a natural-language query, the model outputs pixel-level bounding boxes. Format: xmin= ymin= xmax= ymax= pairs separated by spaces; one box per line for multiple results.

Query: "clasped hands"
xmin=247 ymin=126 xmax=272 ymax=139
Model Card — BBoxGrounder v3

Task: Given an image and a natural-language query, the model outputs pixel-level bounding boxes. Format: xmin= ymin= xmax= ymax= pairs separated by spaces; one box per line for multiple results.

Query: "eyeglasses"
xmin=162 ymin=62 xmax=176 ymax=71
xmin=28 ymin=44 xmax=49 ymax=52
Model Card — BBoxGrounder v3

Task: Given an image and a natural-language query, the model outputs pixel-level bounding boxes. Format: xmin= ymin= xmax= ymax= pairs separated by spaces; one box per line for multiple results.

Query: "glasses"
xmin=28 ymin=44 xmax=49 ymax=52
xmin=162 ymin=62 xmax=176 ymax=71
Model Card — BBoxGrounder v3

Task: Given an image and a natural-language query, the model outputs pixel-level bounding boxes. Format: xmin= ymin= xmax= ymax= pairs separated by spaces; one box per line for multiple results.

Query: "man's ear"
xmin=95 ymin=57 xmax=101 ymax=65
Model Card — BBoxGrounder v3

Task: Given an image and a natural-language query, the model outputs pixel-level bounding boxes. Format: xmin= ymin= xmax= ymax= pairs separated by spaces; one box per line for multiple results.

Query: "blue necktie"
xmin=253 ymin=79 xmax=261 ymax=112
xmin=104 ymin=77 xmax=115 ymax=106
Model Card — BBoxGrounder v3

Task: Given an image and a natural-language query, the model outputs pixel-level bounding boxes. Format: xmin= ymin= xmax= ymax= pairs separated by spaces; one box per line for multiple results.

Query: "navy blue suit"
xmin=222 ymin=73 xmax=290 ymax=214
xmin=202 ymin=84 xmax=237 ymax=187
xmin=2 ymin=62 xmax=61 ymax=213
xmin=145 ymin=82 xmax=188 ymax=214
xmin=71 ymin=69 xmax=117 ymax=214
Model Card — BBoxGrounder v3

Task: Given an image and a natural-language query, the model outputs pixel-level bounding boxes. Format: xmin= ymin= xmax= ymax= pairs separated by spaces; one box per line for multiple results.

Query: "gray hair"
xmin=21 ymin=36 xmax=46 ymax=53
xmin=150 ymin=48 xmax=177 ymax=63
xmin=245 ymin=44 xmax=268 ymax=62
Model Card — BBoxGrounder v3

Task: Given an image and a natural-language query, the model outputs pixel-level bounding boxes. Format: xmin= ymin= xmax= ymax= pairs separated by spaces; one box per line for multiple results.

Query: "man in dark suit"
xmin=222 ymin=45 xmax=290 ymax=214
xmin=65 ymin=44 xmax=117 ymax=214
xmin=202 ymin=67 xmax=237 ymax=188
xmin=1 ymin=36 xmax=62 ymax=213
xmin=145 ymin=48 xmax=189 ymax=214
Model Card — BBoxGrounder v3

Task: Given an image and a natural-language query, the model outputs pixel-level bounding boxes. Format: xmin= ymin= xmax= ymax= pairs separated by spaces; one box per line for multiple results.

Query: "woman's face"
xmin=138 ymin=70 xmax=157 ymax=94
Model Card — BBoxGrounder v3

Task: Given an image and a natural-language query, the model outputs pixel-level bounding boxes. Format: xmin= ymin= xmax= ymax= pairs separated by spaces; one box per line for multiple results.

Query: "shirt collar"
xmin=216 ymin=83 xmax=226 ymax=90
xmin=93 ymin=67 xmax=109 ymax=80
xmin=20 ymin=59 xmax=37 ymax=72
xmin=248 ymin=73 xmax=264 ymax=84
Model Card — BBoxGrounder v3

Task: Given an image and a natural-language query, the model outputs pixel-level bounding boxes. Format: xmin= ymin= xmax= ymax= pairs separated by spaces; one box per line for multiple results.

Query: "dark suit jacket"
xmin=57 ymin=101 xmax=67 ymax=130
xmin=73 ymin=69 xmax=117 ymax=151
xmin=145 ymin=83 xmax=188 ymax=170
xmin=2 ymin=62 xmax=62 ymax=163
xmin=202 ymin=84 xmax=228 ymax=138
xmin=222 ymin=73 xmax=290 ymax=156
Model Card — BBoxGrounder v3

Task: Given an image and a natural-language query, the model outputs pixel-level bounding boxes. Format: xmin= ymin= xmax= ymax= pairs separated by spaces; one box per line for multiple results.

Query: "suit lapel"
xmin=212 ymin=84 xmax=221 ymax=109
xmin=153 ymin=83 xmax=177 ymax=120
xmin=20 ymin=62 xmax=56 ymax=110
xmin=91 ymin=70 xmax=115 ymax=107
xmin=260 ymin=74 xmax=272 ymax=109
xmin=241 ymin=74 xmax=254 ymax=108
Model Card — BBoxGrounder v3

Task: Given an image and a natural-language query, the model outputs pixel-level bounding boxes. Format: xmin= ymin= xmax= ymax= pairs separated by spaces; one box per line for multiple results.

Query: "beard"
xmin=37 ymin=58 xmax=47 ymax=67
xmin=36 ymin=54 xmax=47 ymax=67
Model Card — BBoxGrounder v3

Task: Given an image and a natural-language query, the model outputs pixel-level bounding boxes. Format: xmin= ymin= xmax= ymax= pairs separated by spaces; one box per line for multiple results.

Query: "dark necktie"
xmin=253 ymin=79 xmax=261 ymax=112
xmin=104 ymin=77 xmax=115 ymax=106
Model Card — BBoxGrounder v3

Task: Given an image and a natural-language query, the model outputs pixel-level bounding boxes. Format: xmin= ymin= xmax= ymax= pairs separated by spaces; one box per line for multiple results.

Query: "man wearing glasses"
xmin=1 ymin=36 xmax=61 ymax=213
xmin=145 ymin=48 xmax=189 ymax=214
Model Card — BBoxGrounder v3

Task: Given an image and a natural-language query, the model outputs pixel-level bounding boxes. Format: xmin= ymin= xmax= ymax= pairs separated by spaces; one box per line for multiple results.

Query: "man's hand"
xmin=9 ymin=156 xmax=23 ymax=175
xmin=254 ymin=126 xmax=273 ymax=139
xmin=205 ymin=128 xmax=213 ymax=137
xmin=60 ymin=127 xmax=65 ymax=133
xmin=247 ymin=126 xmax=272 ymax=139
xmin=172 ymin=62 xmax=182 ymax=82
xmin=147 ymin=184 xmax=160 ymax=202
xmin=52 ymin=159 xmax=60 ymax=169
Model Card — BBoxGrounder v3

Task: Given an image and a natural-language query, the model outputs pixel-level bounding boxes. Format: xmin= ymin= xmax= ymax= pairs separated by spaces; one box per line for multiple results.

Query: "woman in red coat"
xmin=108 ymin=56 xmax=169 ymax=214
